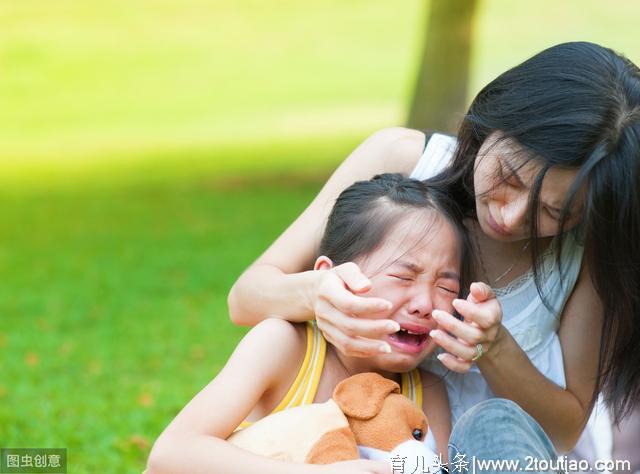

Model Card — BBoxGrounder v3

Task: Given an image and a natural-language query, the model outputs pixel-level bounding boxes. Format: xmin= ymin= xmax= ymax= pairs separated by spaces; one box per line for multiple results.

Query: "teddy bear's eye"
xmin=412 ymin=429 xmax=423 ymax=440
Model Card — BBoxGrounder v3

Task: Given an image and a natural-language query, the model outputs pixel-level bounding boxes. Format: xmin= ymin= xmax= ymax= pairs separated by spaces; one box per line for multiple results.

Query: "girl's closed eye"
xmin=390 ymin=274 xmax=414 ymax=282
xmin=438 ymin=285 xmax=458 ymax=295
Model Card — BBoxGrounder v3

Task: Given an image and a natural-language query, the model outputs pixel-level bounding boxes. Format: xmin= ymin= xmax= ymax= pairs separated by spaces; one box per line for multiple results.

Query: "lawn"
xmin=0 ymin=168 xmax=333 ymax=472
xmin=1 ymin=0 xmax=639 ymax=472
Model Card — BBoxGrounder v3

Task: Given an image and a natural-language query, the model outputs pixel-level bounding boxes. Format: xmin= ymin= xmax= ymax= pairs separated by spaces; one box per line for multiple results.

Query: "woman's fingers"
xmin=316 ymin=298 xmax=398 ymax=339
xmin=432 ymin=309 xmax=484 ymax=344
xmin=451 ymin=298 xmax=501 ymax=330
xmin=333 ymin=262 xmax=373 ymax=294
xmin=318 ymin=318 xmax=391 ymax=357
xmin=468 ymin=281 xmax=495 ymax=303
xmin=313 ymin=260 xmax=398 ymax=358
xmin=436 ymin=352 xmax=473 ymax=373
xmin=430 ymin=281 xmax=502 ymax=368
xmin=430 ymin=329 xmax=478 ymax=361
xmin=317 ymin=271 xmax=392 ymax=317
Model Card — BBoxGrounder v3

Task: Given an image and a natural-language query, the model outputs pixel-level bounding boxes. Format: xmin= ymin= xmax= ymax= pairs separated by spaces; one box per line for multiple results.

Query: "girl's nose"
xmin=408 ymin=291 xmax=433 ymax=319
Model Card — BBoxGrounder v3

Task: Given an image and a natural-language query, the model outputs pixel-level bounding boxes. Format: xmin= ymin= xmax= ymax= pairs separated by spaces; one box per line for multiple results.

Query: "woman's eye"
xmin=544 ymin=208 xmax=561 ymax=221
xmin=498 ymin=163 xmax=521 ymax=188
xmin=504 ymin=174 xmax=520 ymax=188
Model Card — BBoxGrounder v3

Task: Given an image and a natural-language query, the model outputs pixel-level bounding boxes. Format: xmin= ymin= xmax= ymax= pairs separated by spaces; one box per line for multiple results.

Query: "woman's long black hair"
xmin=430 ymin=41 xmax=640 ymax=422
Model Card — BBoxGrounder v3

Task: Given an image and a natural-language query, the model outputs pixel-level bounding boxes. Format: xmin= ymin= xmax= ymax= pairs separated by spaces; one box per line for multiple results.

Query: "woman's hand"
xmin=312 ymin=262 xmax=399 ymax=357
xmin=429 ymin=282 xmax=504 ymax=372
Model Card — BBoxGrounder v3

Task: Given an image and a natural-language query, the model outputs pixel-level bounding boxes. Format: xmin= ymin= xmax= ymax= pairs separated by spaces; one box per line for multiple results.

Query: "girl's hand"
xmin=312 ymin=262 xmax=399 ymax=357
xmin=429 ymin=282 xmax=504 ymax=372
xmin=314 ymin=459 xmax=391 ymax=474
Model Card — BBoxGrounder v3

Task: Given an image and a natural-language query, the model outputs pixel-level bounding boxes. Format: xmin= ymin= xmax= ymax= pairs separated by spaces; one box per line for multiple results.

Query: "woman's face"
xmin=473 ymin=133 xmax=584 ymax=242
xmin=357 ymin=211 xmax=461 ymax=373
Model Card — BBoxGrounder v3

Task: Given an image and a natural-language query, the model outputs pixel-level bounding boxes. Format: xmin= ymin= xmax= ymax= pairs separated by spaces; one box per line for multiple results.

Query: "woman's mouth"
xmin=388 ymin=325 xmax=430 ymax=354
xmin=487 ymin=210 xmax=512 ymax=236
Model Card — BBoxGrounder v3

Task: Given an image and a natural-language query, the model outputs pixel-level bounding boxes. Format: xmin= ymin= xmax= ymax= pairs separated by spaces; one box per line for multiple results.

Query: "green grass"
xmin=0 ymin=172 xmax=327 ymax=472
xmin=1 ymin=0 xmax=640 ymax=472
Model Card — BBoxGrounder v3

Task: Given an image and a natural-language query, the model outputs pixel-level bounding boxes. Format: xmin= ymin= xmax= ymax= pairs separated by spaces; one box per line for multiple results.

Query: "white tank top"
xmin=412 ymin=133 xmax=585 ymax=424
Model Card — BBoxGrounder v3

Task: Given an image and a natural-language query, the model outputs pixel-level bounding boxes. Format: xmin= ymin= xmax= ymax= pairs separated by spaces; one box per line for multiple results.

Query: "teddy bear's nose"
xmin=412 ymin=428 xmax=424 ymax=441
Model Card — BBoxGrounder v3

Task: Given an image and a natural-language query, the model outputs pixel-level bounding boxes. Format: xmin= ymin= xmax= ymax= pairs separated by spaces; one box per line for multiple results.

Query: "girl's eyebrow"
xmin=396 ymin=260 xmax=460 ymax=281
xmin=395 ymin=260 xmax=422 ymax=273
xmin=439 ymin=271 xmax=461 ymax=281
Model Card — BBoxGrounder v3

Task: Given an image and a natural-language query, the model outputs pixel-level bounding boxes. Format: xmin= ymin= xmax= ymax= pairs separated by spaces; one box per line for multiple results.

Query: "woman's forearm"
xmin=228 ymin=263 xmax=318 ymax=326
xmin=477 ymin=328 xmax=587 ymax=453
xmin=227 ymin=128 xmax=424 ymax=328
xmin=147 ymin=433 xmax=319 ymax=474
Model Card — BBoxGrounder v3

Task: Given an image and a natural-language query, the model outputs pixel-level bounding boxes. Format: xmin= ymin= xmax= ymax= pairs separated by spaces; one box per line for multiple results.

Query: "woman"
xmin=228 ymin=41 xmax=640 ymax=465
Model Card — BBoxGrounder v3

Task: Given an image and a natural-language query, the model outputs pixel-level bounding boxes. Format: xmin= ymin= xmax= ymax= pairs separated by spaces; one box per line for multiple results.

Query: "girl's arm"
xmin=420 ymin=370 xmax=451 ymax=463
xmin=147 ymin=318 xmax=391 ymax=474
xmin=432 ymin=265 xmax=602 ymax=453
xmin=147 ymin=319 xmax=308 ymax=474
xmin=146 ymin=318 xmax=303 ymax=472
xmin=227 ymin=127 xmax=425 ymax=356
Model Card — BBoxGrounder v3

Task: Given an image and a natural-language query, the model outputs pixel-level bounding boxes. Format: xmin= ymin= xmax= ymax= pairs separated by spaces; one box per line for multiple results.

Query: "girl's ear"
xmin=314 ymin=256 xmax=334 ymax=271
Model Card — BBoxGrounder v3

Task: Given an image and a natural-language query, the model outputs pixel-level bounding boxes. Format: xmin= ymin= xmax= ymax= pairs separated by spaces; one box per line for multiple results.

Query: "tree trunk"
xmin=406 ymin=0 xmax=478 ymax=134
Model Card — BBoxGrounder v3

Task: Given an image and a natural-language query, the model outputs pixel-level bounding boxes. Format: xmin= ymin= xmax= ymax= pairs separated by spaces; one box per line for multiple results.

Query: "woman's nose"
xmin=501 ymin=194 xmax=528 ymax=230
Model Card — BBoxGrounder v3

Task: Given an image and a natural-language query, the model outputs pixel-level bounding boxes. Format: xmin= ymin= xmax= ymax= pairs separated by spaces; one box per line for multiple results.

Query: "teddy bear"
xmin=228 ymin=372 xmax=441 ymax=473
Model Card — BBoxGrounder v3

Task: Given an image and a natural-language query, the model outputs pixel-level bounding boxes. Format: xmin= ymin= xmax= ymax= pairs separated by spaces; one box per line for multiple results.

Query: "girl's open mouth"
xmin=388 ymin=326 xmax=430 ymax=354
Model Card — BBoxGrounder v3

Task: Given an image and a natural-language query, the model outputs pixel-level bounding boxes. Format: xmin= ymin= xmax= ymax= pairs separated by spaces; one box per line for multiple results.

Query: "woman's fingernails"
xmin=437 ymin=354 xmax=446 ymax=362
xmin=380 ymin=343 xmax=392 ymax=353
xmin=452 ymin=299 xmax=462 ymax=309
xmin=429 ymin=330 xmax=440 ymax=338
xmin=432 ymin=310 xmax=443 ymax=320
xmin=387 ymin=322 xmax=401 ymax=332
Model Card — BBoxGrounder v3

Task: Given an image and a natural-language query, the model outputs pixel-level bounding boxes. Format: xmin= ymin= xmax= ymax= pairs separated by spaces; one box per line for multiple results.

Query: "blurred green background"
xmin=1 ymin=1 xmax=638 ymax=472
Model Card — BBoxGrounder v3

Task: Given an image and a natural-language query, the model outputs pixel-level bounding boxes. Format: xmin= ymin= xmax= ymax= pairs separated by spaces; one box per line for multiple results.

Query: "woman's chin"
xmin=478 ymin=214 xmax=519 ymax=242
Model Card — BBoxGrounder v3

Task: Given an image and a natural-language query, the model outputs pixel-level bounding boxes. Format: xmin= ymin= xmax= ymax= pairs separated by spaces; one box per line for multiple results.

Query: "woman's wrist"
xmin=479 ymin=323 xmax=511 ymax=364
xmin=303 ymin=269 xmax=323 ymax=319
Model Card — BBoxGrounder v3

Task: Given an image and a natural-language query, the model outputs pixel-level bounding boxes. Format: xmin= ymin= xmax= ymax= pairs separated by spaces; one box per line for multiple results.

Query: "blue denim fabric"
xmin=447 ymin=398 xmax=562 ymax=474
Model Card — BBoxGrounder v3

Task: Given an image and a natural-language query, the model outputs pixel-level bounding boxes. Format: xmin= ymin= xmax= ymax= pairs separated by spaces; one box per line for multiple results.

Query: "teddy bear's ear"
xmin=333 ymin=373 xmax=400 ymax=420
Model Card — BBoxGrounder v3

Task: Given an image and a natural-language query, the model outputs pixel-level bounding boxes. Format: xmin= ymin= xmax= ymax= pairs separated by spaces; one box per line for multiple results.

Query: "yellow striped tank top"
xmin=238 ymin=322 xmax=422 ymax=430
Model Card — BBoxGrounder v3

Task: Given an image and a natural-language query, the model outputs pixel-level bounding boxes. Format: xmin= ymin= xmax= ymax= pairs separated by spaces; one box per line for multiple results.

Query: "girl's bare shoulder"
xmin=240 ymin=319 xmax=307 ymax=365
xmin=237 ymin=319 xmax=309 ymax=414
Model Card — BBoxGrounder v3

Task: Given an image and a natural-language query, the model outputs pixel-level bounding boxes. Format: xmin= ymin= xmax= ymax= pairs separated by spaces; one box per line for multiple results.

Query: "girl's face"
xmin=356 ymin=211 xmax=461 ymax=373
xmin=473 ymin=133 xmax=584 ymax=242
